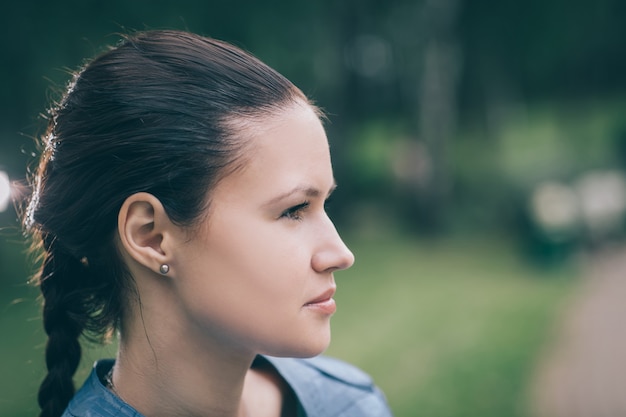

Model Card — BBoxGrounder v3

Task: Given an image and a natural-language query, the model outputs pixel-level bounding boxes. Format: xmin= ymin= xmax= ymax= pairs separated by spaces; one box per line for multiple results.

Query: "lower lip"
xmin=304 ymin=298 xmax=336 ymax=315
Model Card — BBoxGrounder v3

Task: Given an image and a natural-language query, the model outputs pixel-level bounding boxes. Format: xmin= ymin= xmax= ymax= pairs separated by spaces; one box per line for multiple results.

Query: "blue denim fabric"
xmin=264 ymin=355 xmax=393 ymax=417
xmin=63 ymin=356 xmax=393 ymax=417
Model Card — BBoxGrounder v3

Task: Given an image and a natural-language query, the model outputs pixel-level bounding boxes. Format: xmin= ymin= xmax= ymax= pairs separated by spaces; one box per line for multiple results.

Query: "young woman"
xmin=24 ymin=30 xmax=392 ymax=417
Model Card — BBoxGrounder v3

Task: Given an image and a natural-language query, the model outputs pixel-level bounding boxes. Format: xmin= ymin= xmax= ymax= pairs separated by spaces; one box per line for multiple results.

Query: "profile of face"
xmin=162 ymin=102 xmax=355 ymax=358
xmin=29 ymin=31 xmax=360 ymax=417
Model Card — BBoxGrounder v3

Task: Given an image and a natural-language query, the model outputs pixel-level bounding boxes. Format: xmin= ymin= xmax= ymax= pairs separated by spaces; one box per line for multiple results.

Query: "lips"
xmin=305 ymin=287 xmax=336 ymax=306
xmin=303 ymin=287 xmax=337 ymax=315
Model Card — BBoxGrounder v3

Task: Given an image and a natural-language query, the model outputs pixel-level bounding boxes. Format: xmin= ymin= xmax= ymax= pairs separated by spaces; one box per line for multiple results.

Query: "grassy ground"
xmin=0 ymin=231 xmax=577 ymax=417
xmin=326 ymin=234 xmax=578 ymax=417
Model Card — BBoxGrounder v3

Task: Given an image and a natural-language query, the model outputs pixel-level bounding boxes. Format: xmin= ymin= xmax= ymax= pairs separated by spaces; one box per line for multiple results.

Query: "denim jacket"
xmin=62 ymin=356 xmax=393 ymax=417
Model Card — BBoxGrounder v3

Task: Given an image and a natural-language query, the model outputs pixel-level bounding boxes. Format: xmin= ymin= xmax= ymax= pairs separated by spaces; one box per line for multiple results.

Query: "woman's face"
xmin=170 ymin=103 xmax=355 ymax=358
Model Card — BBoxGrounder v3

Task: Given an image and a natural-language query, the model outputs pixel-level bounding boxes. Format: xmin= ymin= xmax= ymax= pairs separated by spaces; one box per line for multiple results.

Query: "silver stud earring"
xmin=159 ymin=264 xmax=170 ymax=275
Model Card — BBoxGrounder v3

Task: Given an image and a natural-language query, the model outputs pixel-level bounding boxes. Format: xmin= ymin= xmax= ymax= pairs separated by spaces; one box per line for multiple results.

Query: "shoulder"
xmin=62 ymin=360 xmax=142 ymax=417
xmin=64 ymin=356 xmax=392 ymax=417
xmin=262 ymin=355 xmax=393 ymax=417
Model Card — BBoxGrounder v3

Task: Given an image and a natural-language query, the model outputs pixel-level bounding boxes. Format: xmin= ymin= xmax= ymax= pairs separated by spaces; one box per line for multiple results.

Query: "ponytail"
xmin=37 ymin=235 xmax=86 ymax=417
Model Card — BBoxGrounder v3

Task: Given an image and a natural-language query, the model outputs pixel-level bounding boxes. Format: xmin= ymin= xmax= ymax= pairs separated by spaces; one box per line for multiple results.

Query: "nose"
xmin=311 ymin=216 xmax=355 ymax=273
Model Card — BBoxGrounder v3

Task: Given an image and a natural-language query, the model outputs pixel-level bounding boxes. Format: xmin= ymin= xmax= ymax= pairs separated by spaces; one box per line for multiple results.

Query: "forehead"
xmin=214 ymin=104 xmax=332 ymax=200
xmin=241 ymin=103 xmax=329 ymax=170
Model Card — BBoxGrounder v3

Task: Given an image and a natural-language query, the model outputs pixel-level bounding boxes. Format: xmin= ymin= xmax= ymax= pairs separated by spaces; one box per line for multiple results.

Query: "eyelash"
xmin=279 ymin=195 xmax=334 ymax=222
xmin=280 ymin=201 xmax=310 ymax=221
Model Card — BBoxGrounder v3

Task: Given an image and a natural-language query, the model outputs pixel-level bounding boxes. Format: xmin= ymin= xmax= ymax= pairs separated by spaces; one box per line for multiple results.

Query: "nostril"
xmin=311 ymin=244 xmax=355 ymax=273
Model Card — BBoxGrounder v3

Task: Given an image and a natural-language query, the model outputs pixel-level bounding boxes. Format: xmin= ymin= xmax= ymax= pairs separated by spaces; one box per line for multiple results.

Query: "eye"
xmin=280 ymin=201 xmax=310 ymax=221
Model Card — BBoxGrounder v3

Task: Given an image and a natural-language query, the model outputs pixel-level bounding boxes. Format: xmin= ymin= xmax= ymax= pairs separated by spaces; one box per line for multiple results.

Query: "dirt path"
xmin=530 ymin=246 xmax=626 ymax=417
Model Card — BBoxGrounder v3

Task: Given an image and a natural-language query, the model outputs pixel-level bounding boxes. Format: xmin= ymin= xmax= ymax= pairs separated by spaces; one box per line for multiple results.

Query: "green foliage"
xmin=3 ymin=1 xmax=626 ymax=236
xmin=0 ymin=2 xmax=615 ymax=413
xmin=326 ymin=233 xmax=577 ymax=417
xmin=342 ymin=120 xmax=408 ymax=194
xmin=459 ymin=99 xmax=626 ymax=187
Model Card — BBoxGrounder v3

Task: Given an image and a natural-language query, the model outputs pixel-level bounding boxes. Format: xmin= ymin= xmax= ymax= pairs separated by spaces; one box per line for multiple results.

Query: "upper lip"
xmin=305 ymin=287 xmax=336 ymax=305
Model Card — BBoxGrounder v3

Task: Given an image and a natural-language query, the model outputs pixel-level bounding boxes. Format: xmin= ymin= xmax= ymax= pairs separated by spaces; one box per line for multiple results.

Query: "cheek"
xmin=173 ymin=219 xmax=331 ymax=356
xmin=180 ymin=222 xmax=310 ymax=320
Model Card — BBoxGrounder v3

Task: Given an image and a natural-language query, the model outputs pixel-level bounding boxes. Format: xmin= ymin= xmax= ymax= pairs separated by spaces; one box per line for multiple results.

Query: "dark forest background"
xmin=3 ymin=0 xmax=626 ymax=252
xmin=2 ymin=2 xmax=626 ymax=416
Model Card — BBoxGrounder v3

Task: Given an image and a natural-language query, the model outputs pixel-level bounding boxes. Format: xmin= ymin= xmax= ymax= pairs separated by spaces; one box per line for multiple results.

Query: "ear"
xmin=117 ymin=192 xmax=177 ymax=276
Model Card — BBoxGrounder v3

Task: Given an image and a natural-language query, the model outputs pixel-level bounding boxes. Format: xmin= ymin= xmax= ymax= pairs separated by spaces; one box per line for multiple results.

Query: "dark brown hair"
xmin=24 ymin=30 xmax=309 ymax=417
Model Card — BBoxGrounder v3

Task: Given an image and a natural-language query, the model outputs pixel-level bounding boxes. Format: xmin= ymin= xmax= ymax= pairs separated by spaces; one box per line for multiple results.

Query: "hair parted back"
xmin=23 ymin=29 xmax=311 ymax=417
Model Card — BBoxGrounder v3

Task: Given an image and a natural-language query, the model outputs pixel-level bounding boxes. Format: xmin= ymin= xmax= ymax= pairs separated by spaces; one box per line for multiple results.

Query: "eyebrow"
xmin=264 ymin=181 xmax=337 ymax=206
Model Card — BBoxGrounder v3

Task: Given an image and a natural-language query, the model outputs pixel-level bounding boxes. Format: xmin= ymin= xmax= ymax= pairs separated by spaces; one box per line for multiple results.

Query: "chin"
xmin=262 ymin=328 xmax=331 ymax=358
xmin=293 ymin=340 xmax=330 ymax=358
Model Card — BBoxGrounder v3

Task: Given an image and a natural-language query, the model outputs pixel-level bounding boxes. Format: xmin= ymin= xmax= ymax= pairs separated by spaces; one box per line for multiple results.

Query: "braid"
xmin=37 ymin=235 xmax=85 ymax=417
xmin=21 ymin=29 xmax=312 ymax=417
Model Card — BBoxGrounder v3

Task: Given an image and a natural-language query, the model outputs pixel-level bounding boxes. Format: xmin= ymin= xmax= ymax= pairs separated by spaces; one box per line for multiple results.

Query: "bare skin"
xmin=111 ymin=102 xmax=354 ymax=417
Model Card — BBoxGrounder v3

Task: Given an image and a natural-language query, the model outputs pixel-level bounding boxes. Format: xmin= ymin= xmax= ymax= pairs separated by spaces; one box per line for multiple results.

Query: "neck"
xmin=112 ymin=313 xmax=256 ymax=417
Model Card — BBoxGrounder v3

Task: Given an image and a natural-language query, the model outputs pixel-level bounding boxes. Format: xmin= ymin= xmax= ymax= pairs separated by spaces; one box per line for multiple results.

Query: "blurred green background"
xmin=2 ymin=1 xmax=626 ymax=416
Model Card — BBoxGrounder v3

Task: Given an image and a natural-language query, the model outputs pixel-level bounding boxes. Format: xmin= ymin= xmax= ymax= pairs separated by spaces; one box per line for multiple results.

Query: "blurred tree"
xmin=2 ymin=0 xmax=626 ymax=235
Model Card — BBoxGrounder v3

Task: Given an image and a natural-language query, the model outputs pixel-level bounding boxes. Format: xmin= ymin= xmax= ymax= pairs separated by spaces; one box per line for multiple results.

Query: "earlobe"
xmin=118 ymin=192 xmax=173 ymax=275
